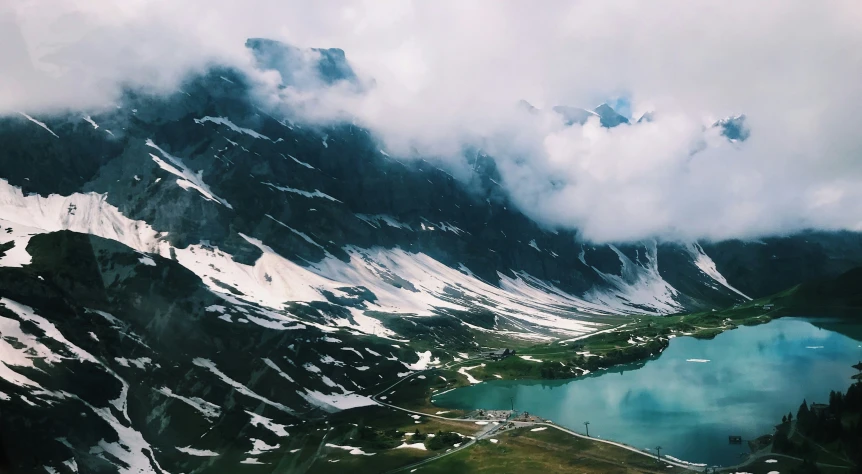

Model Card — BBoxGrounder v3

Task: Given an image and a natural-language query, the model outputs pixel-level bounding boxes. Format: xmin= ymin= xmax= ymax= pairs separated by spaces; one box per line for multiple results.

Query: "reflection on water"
xmin=433 ymin=318 xmax=862 ymax=466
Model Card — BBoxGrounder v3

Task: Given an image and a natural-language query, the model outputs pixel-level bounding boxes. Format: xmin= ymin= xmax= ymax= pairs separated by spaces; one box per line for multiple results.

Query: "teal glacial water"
xmin=433 ymin=318 xmax=862 ymax=467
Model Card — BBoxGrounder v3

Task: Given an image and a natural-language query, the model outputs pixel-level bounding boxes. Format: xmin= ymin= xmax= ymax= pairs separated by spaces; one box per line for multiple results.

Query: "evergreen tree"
xmin=773 ymin=430 xmax=790 ymax=453
xmin=847 ymin=383 xmax=862 ymax=411
xmin=829 ymin=390 xmax=844 ymax=414
xmin=798 ymin=400 xmax=812 ymax=431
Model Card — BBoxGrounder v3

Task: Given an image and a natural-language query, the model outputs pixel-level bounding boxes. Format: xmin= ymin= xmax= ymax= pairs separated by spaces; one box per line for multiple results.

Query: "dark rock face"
xmin=593 ymin=103 xmax=630 ymax=128
xmin=702 ymin=231 xmax=862 ymax=297
xmin=553 ymin=105 xmax=599 ymax=126
xmin=637 ymin=111 xmax=655 ymax=123
xmin=246 ymin=37 xmax=358 ymax=86
xmin=552 ymin=103 xmax=629 ymax=128
xmin=714 ymin=114 xmax=750 ymax=141
xmin=0 ymin=232 xmax=426 ymax=473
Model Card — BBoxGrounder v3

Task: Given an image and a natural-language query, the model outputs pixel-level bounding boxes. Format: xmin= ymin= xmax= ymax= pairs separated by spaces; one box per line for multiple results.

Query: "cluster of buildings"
xmin=480 ymin=348 xmax=516 ymax=361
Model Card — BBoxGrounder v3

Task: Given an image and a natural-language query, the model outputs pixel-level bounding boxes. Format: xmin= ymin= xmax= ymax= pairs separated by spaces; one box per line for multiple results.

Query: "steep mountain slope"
xmin=772 ymin=265 xmax=862 ymax=315
xmin=0 ymin=231 xmax=436 ymax=473
xmin=0 ymin=59 xmax=753 ymax=324
xmin=1 ymin=38 xmax=862 ymax=473
xmin=702 ymin=232 xmax=862 ymax=298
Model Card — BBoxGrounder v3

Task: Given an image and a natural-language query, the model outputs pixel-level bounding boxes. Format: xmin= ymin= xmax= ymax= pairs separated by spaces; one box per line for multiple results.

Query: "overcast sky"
xmin=4 ymin=1 xmax=862 ymax=243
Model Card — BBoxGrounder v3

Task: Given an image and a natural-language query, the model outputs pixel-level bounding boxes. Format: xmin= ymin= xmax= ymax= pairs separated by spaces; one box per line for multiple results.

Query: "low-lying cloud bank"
xmin=4 ymin=0 xmax=862 ymax=243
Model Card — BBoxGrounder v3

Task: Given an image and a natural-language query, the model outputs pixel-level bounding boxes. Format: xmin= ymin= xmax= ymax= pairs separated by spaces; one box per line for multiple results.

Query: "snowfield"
xmin=0 ymin=175 xmax=742 ymax=348
xmin=458 ymin=364 xmax=486 ymax=384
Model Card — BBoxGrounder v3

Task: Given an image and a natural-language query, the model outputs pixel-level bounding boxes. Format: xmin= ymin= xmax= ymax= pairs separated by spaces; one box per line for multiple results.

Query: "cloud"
xmin=4 ymin=0 xmax=862 ymax=242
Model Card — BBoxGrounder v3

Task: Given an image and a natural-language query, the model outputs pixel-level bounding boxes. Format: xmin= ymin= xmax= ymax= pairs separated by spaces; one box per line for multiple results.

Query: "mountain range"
xmin=1 ymin=38 xmax=861 ymax=473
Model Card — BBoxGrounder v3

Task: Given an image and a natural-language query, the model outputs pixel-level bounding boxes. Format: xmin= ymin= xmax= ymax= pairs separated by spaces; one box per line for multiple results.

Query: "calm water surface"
xmin=433 ymin=318 xmax=862 ymax=467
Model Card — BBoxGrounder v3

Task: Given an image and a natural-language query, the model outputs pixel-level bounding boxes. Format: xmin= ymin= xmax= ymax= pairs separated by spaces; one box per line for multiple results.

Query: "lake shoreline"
xmin=430 ymin=317 xmax=862 ymax=467
xmin=462 ymin=302 xmax=780 ymax=384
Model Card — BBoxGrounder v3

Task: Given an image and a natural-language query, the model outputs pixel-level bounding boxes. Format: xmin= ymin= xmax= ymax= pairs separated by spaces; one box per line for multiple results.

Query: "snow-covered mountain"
xmin=1 ymin=38 xmax=861 ymax=473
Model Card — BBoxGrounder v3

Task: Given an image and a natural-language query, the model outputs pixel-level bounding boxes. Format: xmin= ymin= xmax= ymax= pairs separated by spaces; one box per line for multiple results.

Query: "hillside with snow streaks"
xmin=583 ymin=243 xmax=684 ymax=314
xmin=2 ymin=36 xmax=862 ymax=474
xmin=0 ymin=173 xmax=744 ymax=337
xmin=0 ymin=174 xmax=602 ymax=337
xmin=194 ymin=116 xmax=271 ymax=140
xmin=166 ymin=234 xmax=605 ymax=336
xmin=0 ymin=299 xmax=165 ymax=474
xmin=0 ymin=178 xmax=606 ymax=337
xmin=686 ymin=243 xmax=752 ymax=300
xmin=146 ymin=139 xmax=234 ymax=208
xmin=0 ymin=235 xmax=455 ymax=472
xmin=0 ymin=178 xmax=722 ymax=336
xmin=0 ymin=179 xmax=163 ymax=266
xmin=312 ymin=247 xmax=611 ymax=334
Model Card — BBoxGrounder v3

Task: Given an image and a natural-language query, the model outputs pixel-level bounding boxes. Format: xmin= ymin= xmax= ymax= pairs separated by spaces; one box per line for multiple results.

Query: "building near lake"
xmin=481 ymin=348 xmax=516 ymax=360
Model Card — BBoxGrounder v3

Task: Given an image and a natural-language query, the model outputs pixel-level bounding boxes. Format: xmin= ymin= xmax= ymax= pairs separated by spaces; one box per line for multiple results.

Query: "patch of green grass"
xmin=296 ymin=405 xmax=489 ymax=473
xmin=328 ymin=405 xmax=477 ymax=437
xmin=466 ymin=303 xmax=780 ymax=383
xmin=378 ymin=369 xmax=470 ymax=414
xmin=414 ymin=427 xmax=689 ymax=474
xmin=306 ymin=447 xmax=430 ymax=474
xmin=729 ymin=455 xmax=850 ymax=474
xmin=785 ymin=433 xmax=854 ymax=468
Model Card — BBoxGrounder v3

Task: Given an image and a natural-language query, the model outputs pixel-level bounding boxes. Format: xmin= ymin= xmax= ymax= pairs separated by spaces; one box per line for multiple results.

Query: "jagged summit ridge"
xmin=246 ymin=37 xmax=359 ymax=87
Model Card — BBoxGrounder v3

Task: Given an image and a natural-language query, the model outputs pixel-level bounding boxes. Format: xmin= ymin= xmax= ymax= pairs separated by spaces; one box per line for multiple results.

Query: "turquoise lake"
xmin=433 ymin=318 xmax=862 ymax=467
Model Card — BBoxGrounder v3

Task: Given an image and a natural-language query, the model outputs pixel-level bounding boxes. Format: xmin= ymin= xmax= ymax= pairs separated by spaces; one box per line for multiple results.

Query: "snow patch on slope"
xmin=403 ymin=351 xmax=439 ymax=371
xmin=177 ymin=446 xmax=219 ymax=457
xmin=355 ymin=214 xmax=412 ymax=230
xmin=18 ymin=112 xmax=58 ymax=138
xmin=194 ymin=116 xmax=270 ymax=140
xmin=265 ymin=214 xmax=326 ymax=250
xmin=193 ymin=358 xmax=296 ymax=414
xmin=262 ymin=358 xmax=295 ymax=383
xmin=248 ymin=438 xmax=279 ymax=455
xmin=0 ymin=218 xmax=42 ymax=268
xmin=282 ymin=153 xmax=316 ymax=169
xmin=0 ymin=304 xmax=61 ymax=388
xmin=298 ymin=390 xmax=377 ymax=412
xmin=687 ymin=243 xmax=751 ymax=300
xmin=263 ymin=182 xmax=341 ymax=202
xmin=0 ymin=180 xmax=163 ymax=267
xmin=583 ymin=242 xmax=683 ymax=314
xmin=146 ymin=139 xmax=233 ymax=208
xmin=82 ymin=115 xmax=99 ymax=129
xmin=155 ymin=387 xmax=221 ymax=420
xmin=245 ymin=410 xmax=291 ymax=437
xmin=0 ymin=299 xmax=164 ymax=474
xmin=325 ymin=443 xmax=373 ymax=456
xmin=457 ymin=364 xmax=485 ymax=384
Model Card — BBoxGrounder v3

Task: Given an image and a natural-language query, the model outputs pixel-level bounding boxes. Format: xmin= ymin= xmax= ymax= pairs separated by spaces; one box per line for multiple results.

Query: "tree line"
xmin=772 ymin=382 xmax=862 ymax=473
